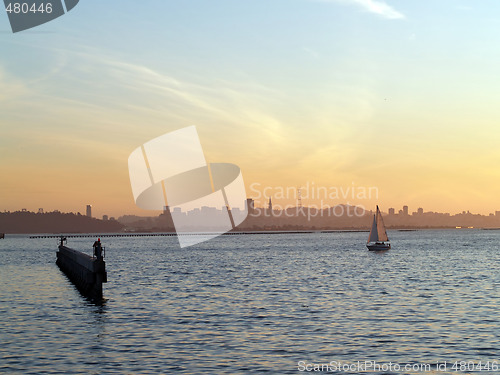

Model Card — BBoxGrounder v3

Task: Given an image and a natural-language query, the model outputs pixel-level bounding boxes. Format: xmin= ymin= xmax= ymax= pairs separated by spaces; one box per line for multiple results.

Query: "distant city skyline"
xmin=5 ymin=199 xmax=500 ymax=234
xmin=6 ymin=201 xmax=500 ymax=220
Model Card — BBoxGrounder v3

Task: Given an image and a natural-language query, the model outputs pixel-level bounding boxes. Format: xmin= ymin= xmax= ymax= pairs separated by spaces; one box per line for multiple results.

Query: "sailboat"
xmin=367 ymin=206 xmax=391 ymax=251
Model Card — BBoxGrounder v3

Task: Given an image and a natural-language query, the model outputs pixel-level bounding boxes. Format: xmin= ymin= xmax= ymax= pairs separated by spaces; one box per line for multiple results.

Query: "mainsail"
xmin=367 ymin=206 xmax=389 ymax=243
xmin=368 ymin=215 xmax=379 ymax=242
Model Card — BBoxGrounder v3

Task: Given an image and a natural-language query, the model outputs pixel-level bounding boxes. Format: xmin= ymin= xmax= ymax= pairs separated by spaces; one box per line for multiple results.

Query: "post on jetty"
xmin=56 ymin=236 xmax=107 ymax=301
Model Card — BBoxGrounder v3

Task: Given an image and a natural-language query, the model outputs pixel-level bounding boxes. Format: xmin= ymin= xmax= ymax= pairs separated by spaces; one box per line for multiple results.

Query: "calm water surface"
xmin=0 ymin=230 xmax=499 ymax=374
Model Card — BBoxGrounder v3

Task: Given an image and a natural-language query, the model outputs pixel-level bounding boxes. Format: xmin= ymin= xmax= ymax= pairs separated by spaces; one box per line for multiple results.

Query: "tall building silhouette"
xmin=86 ymin=205 xmax=92 ymax=218
xmin=267 ymin=197 xmax=273 ymax=217
xmin=403 ymin=205 xmax=409 ymax=216
xmin=246 ymin=198 xmax=255 ymax=215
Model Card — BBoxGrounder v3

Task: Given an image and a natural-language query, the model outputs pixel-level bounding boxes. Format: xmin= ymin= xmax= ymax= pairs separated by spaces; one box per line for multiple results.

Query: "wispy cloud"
xmin=318 ymin=0 xmax=405 ymax=20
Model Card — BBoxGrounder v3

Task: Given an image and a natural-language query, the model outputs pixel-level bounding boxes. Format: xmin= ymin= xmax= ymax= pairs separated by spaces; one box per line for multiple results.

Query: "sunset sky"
xmin=2 ymin=0 xmax=500 ymax=218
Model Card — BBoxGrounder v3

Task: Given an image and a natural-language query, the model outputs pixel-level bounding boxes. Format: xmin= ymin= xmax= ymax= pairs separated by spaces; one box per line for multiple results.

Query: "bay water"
xmin=1 ymin=230 xmax=499 ymax=374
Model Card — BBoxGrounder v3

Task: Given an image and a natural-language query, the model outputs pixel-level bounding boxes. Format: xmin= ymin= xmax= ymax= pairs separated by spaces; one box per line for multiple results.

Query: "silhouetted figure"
xmin=93 ymin=238 xmax=103 ymax=260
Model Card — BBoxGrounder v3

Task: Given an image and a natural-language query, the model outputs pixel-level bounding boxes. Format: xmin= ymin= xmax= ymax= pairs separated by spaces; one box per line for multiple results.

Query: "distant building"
xmin=388 ymin=208 xmax=395 ymax=215
xmin=102 ymin=215 xmax=109 ymax=221
xmin=86 ymin=205 xmax=92 ymax=218
xmin=246 ymin=198 xmax=255 ymax=215
xmin=496 ymin=211 xmax=500 ymax=217
xmin=267 ymin=197 xmax=273 ymax=216
xmin=417 ymin=207 xmax=423 ymax=215
xmin=403 ymin=205 xmax=409 ymax=216
xmin=201 ymin=206 xmax=217 ymax=215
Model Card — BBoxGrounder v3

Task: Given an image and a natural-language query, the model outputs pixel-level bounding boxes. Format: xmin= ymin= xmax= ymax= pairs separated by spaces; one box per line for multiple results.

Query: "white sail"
xmin=376 ymin=206 xmax=389 ymax=242
xmin=368 ymin=214 xmax=379 ymax=243
xmin=367 ymin=206 xmax=389 ymax=243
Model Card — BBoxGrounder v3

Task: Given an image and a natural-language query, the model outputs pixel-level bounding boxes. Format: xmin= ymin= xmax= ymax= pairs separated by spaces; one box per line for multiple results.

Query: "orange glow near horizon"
xmin=3 ymin=110 xmax=500 ymax=218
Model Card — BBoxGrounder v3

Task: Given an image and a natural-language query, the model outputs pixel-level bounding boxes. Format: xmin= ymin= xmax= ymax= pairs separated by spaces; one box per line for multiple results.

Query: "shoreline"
xmin=21 ymin=226 xmax=500 ymax=239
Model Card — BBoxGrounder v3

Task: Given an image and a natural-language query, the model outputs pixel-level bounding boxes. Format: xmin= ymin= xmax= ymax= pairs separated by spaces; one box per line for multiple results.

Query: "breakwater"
xmin=31 ymin=230 xmax=368 ymax=239
xmin=56 ymin=241 xmax=107 ymax=301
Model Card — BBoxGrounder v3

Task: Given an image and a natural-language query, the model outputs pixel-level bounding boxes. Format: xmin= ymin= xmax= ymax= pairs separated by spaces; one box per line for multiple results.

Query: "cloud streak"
xmin=319 ymin=0 xmax=405 ymax=19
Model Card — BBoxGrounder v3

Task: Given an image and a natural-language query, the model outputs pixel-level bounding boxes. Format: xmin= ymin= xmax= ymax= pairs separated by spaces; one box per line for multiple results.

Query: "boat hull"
xmin=367 ymin=242 xmax=391 ymax=251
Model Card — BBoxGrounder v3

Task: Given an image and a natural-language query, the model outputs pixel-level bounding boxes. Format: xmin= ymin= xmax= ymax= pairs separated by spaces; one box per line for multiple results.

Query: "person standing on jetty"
xmin=93 ymin=238 xmax=103 ymax=260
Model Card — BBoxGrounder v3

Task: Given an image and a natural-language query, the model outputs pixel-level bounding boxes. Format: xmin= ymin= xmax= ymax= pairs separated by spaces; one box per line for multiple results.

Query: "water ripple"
xmin=0 ymin=231 xmax=499 ymax=374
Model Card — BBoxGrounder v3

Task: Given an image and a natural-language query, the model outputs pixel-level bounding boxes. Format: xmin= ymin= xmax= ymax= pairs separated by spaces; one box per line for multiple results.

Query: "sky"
xmin=2 ymin=0 xmax=500 ymax=218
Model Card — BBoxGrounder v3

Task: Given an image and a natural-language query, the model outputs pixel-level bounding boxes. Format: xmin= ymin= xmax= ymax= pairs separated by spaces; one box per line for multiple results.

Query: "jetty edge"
xmin=56 ymin=236 xmax=107 ymax=301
